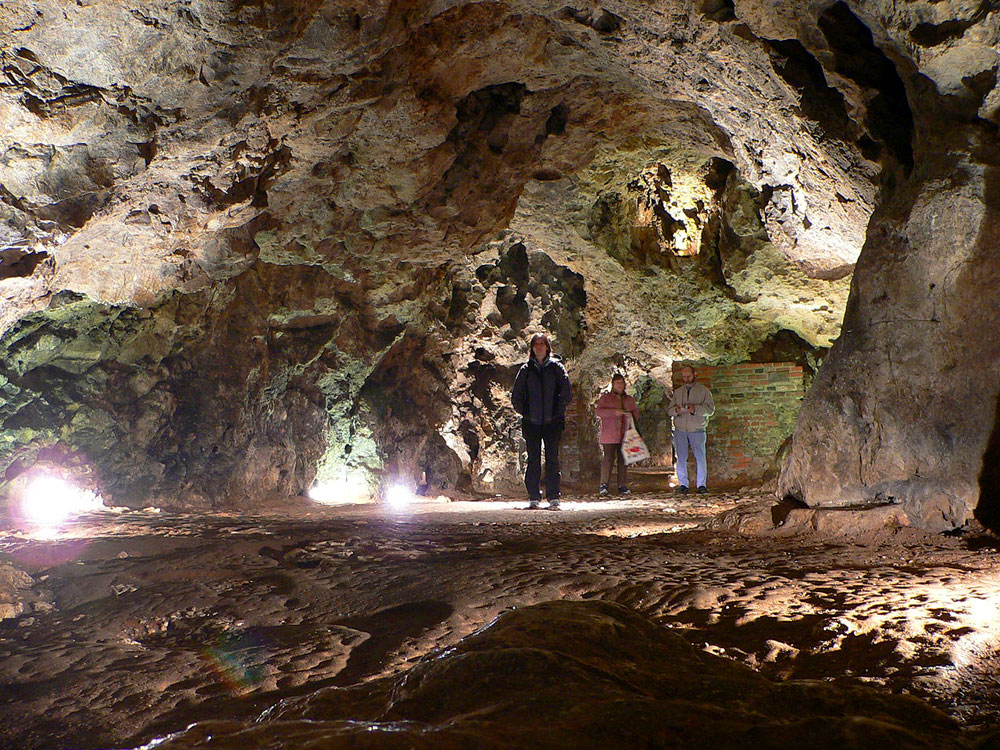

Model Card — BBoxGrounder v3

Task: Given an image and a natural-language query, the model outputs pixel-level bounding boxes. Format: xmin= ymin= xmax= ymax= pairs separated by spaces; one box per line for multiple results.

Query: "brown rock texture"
xmin=0 ymin=0 xmax=995 ymax=526
xmin=3 ymin=501 xmax=1000 ymax=748
xmin=129 ymin=600 xmax=968 ymax=750
xmin=772 ymin=1 xmax=1000 ymax=531
xmin=0 ymin=560 xmax=36 ymax=620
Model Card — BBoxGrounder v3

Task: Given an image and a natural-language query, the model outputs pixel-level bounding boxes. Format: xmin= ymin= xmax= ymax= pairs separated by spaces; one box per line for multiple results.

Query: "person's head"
xmin=611 ymin=373 xmax=626 ymax=394
xmin=680 ymin=366 xmax=696 ymax=384
xmin=529 ymin=333 xmax=551 ymax=362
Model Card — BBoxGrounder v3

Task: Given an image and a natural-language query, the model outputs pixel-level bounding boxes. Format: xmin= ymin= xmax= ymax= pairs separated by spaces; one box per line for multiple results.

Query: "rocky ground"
xmin=1 ymin=484 xmax=1000 ymax=749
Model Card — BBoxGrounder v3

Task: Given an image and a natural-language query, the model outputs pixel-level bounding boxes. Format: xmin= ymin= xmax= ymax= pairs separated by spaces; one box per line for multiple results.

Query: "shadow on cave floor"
xmin=975 ymin=387 xmax=1000 ymax=539
xmin=1 ymin=490 xmax=1000 ymax=750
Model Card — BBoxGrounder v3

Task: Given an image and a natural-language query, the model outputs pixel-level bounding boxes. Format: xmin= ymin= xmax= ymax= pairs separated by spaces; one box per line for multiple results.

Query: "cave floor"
xmin=2 ymin=488 xmax=1000 ymax=749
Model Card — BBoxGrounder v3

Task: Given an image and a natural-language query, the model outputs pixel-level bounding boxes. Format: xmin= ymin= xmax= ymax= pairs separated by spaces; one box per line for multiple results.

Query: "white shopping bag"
xmin=621 ymin=416 xmax=650 ymax=465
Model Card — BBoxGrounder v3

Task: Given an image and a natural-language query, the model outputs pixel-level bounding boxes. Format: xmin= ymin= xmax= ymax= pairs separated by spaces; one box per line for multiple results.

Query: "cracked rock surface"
xmin=2 ymin=498 xmax=999 ymax=749
xmin=0 ymin=1 xmax=997 ymax=531
xmin=0 ymin=0 xmax=870 ymax=508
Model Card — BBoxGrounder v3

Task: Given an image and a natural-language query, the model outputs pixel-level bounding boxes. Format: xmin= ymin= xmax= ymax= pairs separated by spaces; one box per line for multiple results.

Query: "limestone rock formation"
xmin=771 ymin=2 xmax=1000 ymax=532
xmin=0 ymin=560 xmax=36 ymax=620
xmin=0 ymin=0 xmax=995 ymax=525
xmin=138 ymin=600 xmax=967 ymax=750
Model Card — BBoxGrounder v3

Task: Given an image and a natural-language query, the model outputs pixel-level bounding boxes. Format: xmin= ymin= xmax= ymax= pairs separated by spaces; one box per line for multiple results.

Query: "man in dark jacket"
xmin=511 ymin=333 xmax=572 ymax=509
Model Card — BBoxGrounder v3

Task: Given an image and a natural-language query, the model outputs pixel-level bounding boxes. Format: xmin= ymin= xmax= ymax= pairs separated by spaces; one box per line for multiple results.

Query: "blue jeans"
xmin=674 ymin=430 xmax=707 ymax=488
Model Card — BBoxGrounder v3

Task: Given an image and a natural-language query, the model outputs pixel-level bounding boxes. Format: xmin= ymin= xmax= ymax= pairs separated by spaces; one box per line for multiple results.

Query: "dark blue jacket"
xmin=511 ymin=356 xmax=572 ymax=425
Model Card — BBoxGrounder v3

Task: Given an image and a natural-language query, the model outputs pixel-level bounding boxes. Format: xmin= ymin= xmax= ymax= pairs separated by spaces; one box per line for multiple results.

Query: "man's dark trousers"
xmin=523 ymin=419 xmax=563 ymax=500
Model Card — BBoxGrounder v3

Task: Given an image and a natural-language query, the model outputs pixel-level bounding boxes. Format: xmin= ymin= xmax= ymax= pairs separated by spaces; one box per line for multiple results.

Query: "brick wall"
xmin=561 ymin=394 xmax=587 ymax=481
xmin=672 ymin=362 xmax=805 ymax=486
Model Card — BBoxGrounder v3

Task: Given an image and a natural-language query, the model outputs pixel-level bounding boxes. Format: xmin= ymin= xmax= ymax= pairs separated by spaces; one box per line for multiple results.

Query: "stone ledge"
xmin=708 ymin=500 xmax=913 ymax=539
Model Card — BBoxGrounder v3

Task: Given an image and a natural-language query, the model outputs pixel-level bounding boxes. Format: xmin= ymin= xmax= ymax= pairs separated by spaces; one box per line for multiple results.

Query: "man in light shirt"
xmin=668 ymin=365 xmax=715 ymax=494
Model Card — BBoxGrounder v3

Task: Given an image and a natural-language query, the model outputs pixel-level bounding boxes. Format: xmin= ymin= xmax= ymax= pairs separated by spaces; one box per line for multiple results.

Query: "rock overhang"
xmin=1 ymin=0 xmax=995 ymax=528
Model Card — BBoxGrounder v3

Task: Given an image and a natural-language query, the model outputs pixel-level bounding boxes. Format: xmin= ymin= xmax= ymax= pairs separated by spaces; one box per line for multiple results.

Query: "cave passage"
xmin=3 ymin=0 xmax=1000 ymax=747
xmin=976 ymin=390 xmax=1000 ymax=530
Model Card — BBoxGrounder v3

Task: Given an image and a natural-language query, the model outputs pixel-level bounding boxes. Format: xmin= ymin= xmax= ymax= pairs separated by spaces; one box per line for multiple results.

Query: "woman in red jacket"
xmin=594 ymin=373 xmax=641 ymax=495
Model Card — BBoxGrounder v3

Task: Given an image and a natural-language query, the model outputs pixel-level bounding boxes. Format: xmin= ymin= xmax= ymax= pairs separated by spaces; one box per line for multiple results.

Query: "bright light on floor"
xmin=385 ymin=483 xmax=415 ymax=508
xmin=19 ymin=475 xmax=104 ymax=527
xmin=308 ymin=477 xmax=371 ymax=505
xmin=943 ymin=582 xmax=1000 ymax=670
xmin=427 ymin=499 xmax=643 ymax=513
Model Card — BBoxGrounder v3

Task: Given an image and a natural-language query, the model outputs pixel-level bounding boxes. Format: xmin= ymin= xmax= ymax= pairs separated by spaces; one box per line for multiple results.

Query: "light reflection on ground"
xmin=1 ymin=488 xmax=999 ymax=749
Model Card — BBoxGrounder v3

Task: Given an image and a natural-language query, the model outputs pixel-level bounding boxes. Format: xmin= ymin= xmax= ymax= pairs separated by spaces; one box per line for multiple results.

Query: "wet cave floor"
xmin=2 ymin=487 xmax=1000 ymax=749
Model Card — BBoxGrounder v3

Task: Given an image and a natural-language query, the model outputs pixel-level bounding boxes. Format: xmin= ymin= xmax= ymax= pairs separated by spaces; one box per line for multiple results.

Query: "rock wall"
xmin=771 ymin=1 xmax=1000 ymax=531
xmin=6 ymin=0 xmax=967 ymax=511
xmin=780 ymin=135 xmax=1000 ymax=530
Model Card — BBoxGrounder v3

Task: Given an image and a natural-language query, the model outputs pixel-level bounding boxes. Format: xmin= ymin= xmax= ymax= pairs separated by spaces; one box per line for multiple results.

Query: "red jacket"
xmin=595 ymin=391 xmax=640 ymax=444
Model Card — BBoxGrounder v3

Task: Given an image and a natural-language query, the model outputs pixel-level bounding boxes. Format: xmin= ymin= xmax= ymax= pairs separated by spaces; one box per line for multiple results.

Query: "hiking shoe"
xmin=697 ymin=486 xmax=709 ymax=494
xmin=618 ymin=486 xmax=630 ymax=495
xmin=599 ymin=484 xmax=609 ymax=496
xmin=547 ymin=500 xmax=561 ymax=510
xmin=675 ymin=485 xmax=689 ymax=494
xmin=527 ymin=500 xmax=541 ymax=510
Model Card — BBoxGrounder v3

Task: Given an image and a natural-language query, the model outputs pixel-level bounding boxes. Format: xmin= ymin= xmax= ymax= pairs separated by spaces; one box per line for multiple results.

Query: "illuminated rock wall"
xmin=773 ymin=2 xmax=1000 ymax=531
xmin=0 ymin=1 xmax=996 ymax=525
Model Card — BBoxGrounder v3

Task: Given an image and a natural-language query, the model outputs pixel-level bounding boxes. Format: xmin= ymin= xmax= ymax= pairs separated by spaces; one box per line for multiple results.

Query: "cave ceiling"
xmin=0 ymin=0 xmax=998 ymax=518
